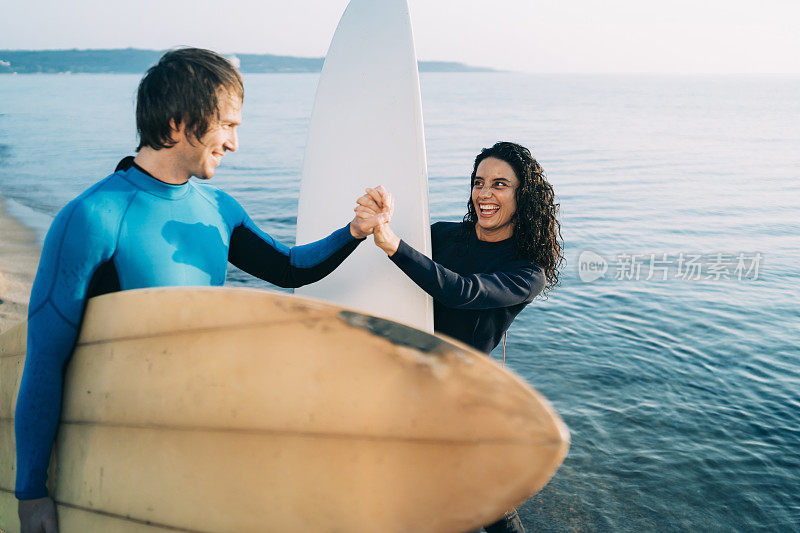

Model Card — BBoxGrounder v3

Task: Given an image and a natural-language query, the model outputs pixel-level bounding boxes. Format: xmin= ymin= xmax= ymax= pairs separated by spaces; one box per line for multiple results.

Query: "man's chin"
xmin=193 ymin=169 xmax=215 ymax=180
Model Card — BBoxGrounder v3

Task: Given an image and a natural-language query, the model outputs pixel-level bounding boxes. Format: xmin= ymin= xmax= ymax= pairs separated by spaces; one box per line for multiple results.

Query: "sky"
xmin=1 ymin=0 xmax=798 ymax=74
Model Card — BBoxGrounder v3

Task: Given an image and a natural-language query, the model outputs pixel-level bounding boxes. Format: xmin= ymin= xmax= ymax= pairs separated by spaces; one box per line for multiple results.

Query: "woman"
xmin=356 ymin=141 xmax=563 ymax=533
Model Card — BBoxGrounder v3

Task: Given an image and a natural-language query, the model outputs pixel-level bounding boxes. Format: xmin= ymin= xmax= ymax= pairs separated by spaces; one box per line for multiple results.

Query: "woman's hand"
xmin=373 ymin=221 xmax=401 ymax=256
xmin=350 ymin=187 xmax=400 ymax=255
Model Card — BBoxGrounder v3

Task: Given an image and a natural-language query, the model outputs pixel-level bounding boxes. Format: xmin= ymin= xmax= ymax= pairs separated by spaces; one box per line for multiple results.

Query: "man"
xmin=15 ymin=48 xmax=389 ymax=532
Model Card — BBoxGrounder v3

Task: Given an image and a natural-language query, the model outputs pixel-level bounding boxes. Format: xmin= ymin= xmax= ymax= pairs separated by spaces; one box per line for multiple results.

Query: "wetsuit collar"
xmin=117 ymin=157 xmax=192 ymax=200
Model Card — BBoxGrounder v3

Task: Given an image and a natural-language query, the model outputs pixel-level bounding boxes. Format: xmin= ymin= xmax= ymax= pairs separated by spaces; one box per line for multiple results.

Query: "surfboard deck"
xmin=0 ymin=287 xmax=568 ymax=532
xmin=296 ymin=0 xmax=433 ymax=331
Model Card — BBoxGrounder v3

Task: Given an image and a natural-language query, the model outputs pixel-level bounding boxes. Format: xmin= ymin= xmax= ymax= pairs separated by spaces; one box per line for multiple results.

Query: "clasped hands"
xmin=349 ymin=186 xmax=401 ymax=256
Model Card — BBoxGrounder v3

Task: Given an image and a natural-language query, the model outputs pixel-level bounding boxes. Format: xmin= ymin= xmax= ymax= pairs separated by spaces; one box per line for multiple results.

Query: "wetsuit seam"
xmin=192 ymin=183 xmax=218 ymax=209
xmin=36 ymin=178 xmax=130 ymax=327
xmin=116 ymin=190 xmax=139 ymax=251
xmin=49 ymin=301 xmax=79 ymax=330
xmin=288 ymin=243 xmax=344 ymax=271
xmin=289 ymin=224 xmax=357 ymax=269
xmin=102 ymin=190 xmax=139 ymax=289
xmin=287 ymin=237 xmax=361 ymax=286
xmin=40 ymin=201 xmax=80 ymax=308
xmin=26 ymin=301 xmax=47 ymax=322
xmin=195 ymin=185 xmax=241 ymax=237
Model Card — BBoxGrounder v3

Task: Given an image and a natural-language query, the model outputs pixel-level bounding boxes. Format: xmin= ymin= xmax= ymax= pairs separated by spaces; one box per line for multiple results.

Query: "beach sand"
xmin=0 ymin=198 xmax=40 ymax=333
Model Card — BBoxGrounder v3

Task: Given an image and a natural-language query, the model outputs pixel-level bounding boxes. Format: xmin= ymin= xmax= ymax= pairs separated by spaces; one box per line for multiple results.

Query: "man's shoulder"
xmin=191 ymin=181 xmax=243 ymax=214
xmin=189 ymin=182 xmax=251 ymax=229
xmin=56 ymin=172 xmax=138 ymax=232
xmin=72 ymin=171 xmax=137 ymax=206
xmin=191 ymin=180 xmax=226 ymax=199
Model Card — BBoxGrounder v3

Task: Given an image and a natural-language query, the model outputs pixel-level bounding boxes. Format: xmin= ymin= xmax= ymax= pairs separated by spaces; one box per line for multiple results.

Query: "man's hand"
xmin=349 ymin=185 xmax=394 ymax=239
xmin=19 ymin=496 xmax=58 ymax=533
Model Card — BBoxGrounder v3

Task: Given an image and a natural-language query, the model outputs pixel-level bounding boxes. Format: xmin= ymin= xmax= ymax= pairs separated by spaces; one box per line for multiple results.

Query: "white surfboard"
xmin=295 ymin=0 xmax=433 ymax=332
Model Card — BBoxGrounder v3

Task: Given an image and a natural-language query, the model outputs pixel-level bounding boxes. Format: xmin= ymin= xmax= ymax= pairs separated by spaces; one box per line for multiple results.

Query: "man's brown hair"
xmin=136 ymin=48 xmax=243 ymax=151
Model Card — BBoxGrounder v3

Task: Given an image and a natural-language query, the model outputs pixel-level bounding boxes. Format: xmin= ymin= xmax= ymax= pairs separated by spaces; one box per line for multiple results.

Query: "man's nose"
xmin=225 ymin=129 xmax=239 ymax=152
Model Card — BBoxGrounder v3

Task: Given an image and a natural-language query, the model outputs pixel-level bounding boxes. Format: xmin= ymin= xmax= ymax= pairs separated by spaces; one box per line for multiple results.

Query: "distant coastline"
xmin=0 ymin=48 xmax=498 ymax=74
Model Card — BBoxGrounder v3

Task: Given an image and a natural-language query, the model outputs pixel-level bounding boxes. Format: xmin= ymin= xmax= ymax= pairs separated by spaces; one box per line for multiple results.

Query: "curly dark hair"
xmin=462 ymin=141 xmax=564 ymax=297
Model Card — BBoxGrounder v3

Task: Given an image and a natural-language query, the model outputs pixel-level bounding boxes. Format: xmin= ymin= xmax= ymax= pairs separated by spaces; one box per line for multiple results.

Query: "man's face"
xmin=174 ymin=93 xmax=242 ymax=180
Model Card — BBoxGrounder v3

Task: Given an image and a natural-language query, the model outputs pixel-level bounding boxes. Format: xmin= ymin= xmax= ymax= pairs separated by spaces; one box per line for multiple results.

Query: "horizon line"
xmin=1 ymin=48 xmax=799 ymax=76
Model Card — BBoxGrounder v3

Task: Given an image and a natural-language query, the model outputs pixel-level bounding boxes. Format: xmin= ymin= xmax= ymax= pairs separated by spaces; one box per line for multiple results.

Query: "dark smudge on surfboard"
xmin=339 ymin=310 xmax=449 ymax=354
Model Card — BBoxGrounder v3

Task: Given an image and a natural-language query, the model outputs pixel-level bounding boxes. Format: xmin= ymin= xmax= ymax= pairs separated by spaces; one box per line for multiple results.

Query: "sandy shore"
xmin=0 ymin=197 xmax=40 ymax=333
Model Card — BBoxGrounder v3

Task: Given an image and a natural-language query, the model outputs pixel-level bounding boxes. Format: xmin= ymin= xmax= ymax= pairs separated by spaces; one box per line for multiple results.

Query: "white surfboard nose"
xmin=296 ymin=0 xmax=433 ymax=331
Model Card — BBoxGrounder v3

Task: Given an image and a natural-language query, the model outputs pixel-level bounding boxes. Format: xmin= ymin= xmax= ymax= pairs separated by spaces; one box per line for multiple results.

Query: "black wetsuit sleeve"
xmin=228 ymin=218 xmax=363 ymax=288
xmin=389 ymin=239 xmax=545 ymax=309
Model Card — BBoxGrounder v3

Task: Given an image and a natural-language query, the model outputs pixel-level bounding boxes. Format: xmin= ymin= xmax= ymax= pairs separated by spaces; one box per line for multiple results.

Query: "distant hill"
xmin=0 ymin=49 xmax=496 ymax=74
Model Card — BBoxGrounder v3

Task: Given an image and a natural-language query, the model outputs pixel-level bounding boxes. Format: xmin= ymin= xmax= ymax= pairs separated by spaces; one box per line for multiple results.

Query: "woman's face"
xmin=471 ymin=157 xmax=519 ymax=241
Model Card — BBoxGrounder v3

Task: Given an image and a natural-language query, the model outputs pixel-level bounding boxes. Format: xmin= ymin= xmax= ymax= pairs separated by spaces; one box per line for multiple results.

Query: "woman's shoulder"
xmin=431 ymin=221 xmax=464 ymax=239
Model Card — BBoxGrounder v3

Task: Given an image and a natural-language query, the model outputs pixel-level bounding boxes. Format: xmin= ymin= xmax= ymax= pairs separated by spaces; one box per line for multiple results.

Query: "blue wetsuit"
xmin=15 ymin=159 xmax=363 ymax=499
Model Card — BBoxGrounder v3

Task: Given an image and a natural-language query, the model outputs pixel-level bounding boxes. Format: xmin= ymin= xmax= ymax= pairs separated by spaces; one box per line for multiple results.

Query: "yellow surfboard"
xmin=0 ymin=287 xmax=568 ymax=532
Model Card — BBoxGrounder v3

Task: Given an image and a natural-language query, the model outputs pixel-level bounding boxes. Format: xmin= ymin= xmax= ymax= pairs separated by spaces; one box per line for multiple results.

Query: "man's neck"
xmin=133 ymin=148 xmax=191 ymax=185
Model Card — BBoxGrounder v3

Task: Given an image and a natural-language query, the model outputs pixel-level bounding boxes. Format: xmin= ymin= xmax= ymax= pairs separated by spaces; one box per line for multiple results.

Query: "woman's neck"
xmin=474 ymin=223 xmax=513 ymax=242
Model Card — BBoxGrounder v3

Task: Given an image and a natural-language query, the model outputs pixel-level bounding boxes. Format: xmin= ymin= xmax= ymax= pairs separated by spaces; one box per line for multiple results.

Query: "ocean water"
xmin=1 ymin=72 xmax=799 ymax=531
